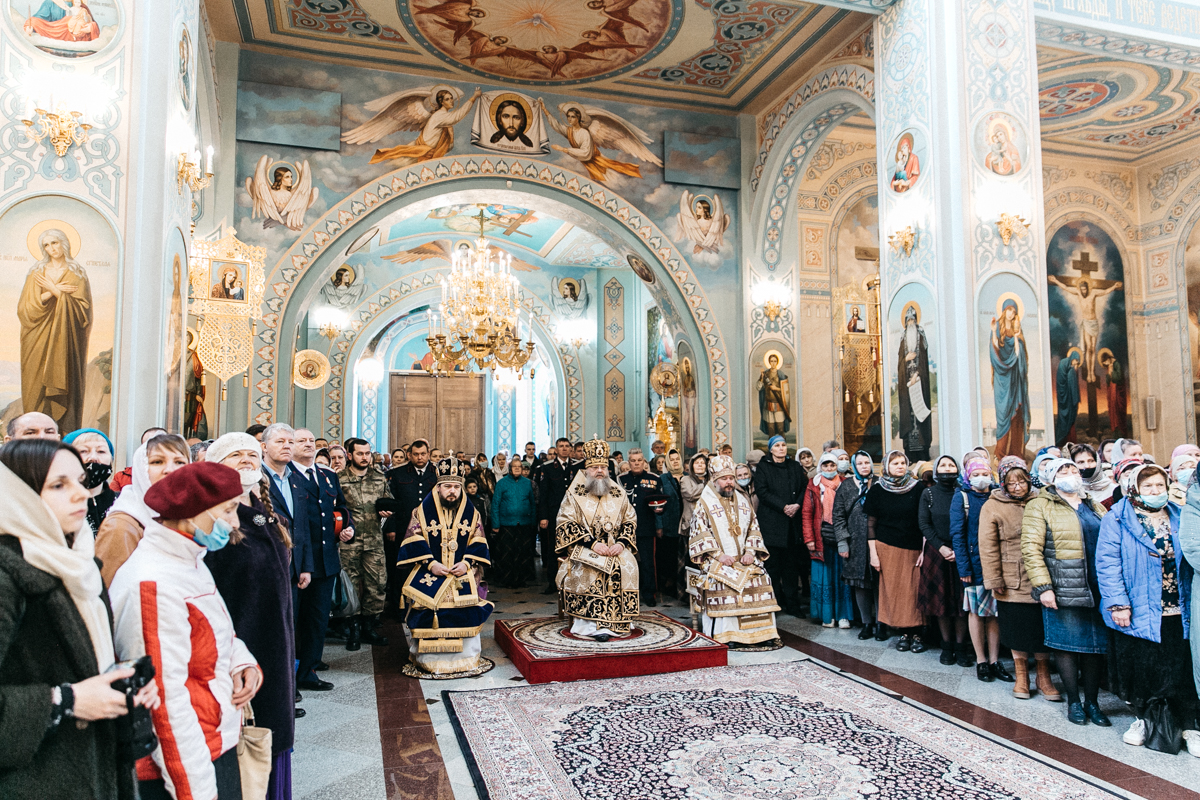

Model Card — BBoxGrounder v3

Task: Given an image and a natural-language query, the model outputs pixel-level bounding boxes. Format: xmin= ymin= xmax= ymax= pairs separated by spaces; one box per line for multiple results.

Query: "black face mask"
xmin=1079 ymin=466 xmax=1097 ymax=479
xmin=935 ymin=473 xmax=959 ymax=487
xmin=82 ymin=461 xmax=112 ymax=490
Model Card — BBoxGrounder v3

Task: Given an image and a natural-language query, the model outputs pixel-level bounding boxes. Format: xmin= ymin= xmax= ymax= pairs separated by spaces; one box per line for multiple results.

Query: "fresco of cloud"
xmin=664 ymin=131 xmax=740 ymax=189
xmin=236 ymin=82 xmax=343 ymax=151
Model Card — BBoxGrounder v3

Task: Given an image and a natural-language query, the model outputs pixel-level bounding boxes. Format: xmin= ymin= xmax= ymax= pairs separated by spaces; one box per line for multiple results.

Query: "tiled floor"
xmin=292 ymin=586 xmax=1200 ymax=800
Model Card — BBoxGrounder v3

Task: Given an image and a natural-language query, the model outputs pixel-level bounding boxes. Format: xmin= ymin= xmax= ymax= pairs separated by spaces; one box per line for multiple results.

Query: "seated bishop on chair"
xmin=397 ymin=457 xmax=494 ymax=676
xmin=687 ymin=455 xmax=781 ymax=647
xmin=555 ymin=437 xmax=640 ymax=641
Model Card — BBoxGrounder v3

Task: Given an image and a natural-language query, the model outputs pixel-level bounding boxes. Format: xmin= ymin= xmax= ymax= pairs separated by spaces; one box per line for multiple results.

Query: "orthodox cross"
xmin=501 ymin=209 xmax=536 ymax=238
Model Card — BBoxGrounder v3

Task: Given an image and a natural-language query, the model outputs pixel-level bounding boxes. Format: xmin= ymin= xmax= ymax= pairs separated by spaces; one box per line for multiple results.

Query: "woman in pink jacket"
xmin=110 ymin=462 xmax=262 ymax=800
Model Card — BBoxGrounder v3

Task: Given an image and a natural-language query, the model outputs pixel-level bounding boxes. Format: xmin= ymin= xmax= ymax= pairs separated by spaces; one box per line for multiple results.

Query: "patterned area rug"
xmin=444 ymin=661 xmax=1125 ymax=799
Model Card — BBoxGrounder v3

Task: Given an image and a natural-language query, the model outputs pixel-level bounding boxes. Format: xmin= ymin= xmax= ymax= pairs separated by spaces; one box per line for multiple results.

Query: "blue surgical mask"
xmin=1055 ymin=474 xmax=1083 ymax=495
xmin=1176 ymin=468 xmax=1195 ymax=487
xmin=193 ymin=512 xmax=234 ymax=551
xmin=1140 ymin=492 xmax=1169 ymax=510
xmin=737 ymin=478 xmax=751 ymax=488
xmin=836 ymin=461 xmax=851 ymax=473
xmin=820 ymin=469 xmax=837 ymax=480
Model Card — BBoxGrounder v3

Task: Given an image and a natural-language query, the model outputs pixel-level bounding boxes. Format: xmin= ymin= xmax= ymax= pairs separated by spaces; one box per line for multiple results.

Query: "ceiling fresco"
xmin=1036 ymin=46 xmax=1200 ymax=162
xmin=206 ymin=0 xmax=869 ymax=112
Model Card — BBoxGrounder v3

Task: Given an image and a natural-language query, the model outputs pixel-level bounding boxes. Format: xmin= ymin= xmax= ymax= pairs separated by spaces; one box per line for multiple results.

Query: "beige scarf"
xmin=0 ymin=463 xmax=115 ymax=671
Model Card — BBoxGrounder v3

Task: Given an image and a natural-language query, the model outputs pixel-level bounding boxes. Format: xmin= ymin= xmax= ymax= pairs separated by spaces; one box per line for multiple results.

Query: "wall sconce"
xmin=312 ymin=306 xmax=348 ymax=341
xmin=177 ymin=147 xmax=213 ymax=194
xmin=888 ymin=226 xmax=916 ymax=258
xmin=22 ymin=105 xmax=91 ymax=157
xmin=750 ymin=278 xmax=791 ymax=320
xmin=556 ymin=319 xmax=592 ymax=350
xmin=357 ymin=356 xmax=384 ymax=390
xmin=995 ymin=212 xmax=1030 ymax=246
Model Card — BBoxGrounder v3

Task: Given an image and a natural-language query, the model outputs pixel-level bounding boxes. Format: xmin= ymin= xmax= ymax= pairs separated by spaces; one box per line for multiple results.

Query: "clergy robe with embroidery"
xmin=398 ymin=493 xmax=492 ymax=673
xmin=555 ymin=471 xmax=640 ymax=636
xmin=687 ymin=484 xmax=780 ymax=644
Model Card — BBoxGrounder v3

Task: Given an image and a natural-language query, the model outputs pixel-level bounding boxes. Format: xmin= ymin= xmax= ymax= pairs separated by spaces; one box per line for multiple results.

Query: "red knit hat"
xmin=144 ymin=462 xmax=243 ymax=520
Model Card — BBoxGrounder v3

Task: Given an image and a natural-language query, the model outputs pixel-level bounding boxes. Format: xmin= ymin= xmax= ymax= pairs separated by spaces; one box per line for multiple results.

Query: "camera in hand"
xmin=110 ymin=656 xmax=158 ymax=762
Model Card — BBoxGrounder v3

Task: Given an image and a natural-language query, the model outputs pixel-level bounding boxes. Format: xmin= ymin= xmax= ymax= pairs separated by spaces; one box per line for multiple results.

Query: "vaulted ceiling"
xmin=205 ymin=0 xmax=871 ymax=113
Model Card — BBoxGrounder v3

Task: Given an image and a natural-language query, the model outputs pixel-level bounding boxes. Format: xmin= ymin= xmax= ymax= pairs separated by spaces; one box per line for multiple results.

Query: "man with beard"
xmin=490 ymin=99 xmax=533 ymax=147
xmin=537 ymin=437 xmax=578 ymax=594
xmin=397 ymin=457 xmax=493 ymax=676
xmin=555 ymin=438 xmax=639 ymax=641
xmin=687 ymin=455 xmax=780 ymax=647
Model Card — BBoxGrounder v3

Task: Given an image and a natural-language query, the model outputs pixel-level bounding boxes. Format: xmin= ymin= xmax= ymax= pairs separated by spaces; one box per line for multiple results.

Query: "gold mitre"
xmin=710 ymin=455 xmax=736 ymax=479
xmin=435 ymin=457 xmax=468 ymax=485
xmin=582 ymin=436 xmax=610 ymax=468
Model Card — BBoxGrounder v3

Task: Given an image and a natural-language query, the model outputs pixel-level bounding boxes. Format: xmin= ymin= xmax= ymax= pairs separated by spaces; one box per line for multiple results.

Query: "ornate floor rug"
xmin=495 ymin=612 xmax=727 ymax=684
xmin=444 ymin=660 xmax=1125 ymax=800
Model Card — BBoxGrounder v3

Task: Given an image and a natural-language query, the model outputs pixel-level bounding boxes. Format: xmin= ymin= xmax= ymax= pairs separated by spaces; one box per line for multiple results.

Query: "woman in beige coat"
xmin=979 ymin=457 xmax=1060 ymax=701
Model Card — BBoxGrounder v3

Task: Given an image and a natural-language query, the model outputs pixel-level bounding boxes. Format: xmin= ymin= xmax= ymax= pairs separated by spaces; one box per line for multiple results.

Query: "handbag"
xmin=237 ymin=704 xmax=273 ymax=800
xmin=330 ymin=567 xmax=360 ymax=619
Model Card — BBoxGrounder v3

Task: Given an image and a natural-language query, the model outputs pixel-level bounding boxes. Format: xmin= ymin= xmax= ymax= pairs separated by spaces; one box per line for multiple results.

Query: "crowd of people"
xmin=2 ymin=406 xmax=1200 ymax=800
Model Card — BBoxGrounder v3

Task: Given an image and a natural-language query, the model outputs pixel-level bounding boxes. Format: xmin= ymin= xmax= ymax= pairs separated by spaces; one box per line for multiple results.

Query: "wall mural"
xmin=164 ymin=250 xmax=186 ymax=435
xmin=677 ymin=190 xmax=730 ymax=255
xmin=1188 ymin=222 xmax=1200 ymax=435
xmin=7 ymin=0 xmax=121 ymax=59
xmin=245 ymin=156 xmax=322 ymax=231
xmin=751 ymin=341 xmax=795 ymax=451
xmin=646 ymin=305 xmax=674 ymax=434
xmin=0 ymin=195 xmax=118 ymax=434
xmin=888 ymin=282 xmax=936 ymax=461
xmin=835 ymin=193 xmax=882 ymax=459
xmin=979 ymin=274 xmax=1045 ymax=461
xmin=549 ymin=276 xmax=589 ymax=319
xmin=1047 ymin=220 xmax=1128 ymax=446
xmin=676 ymin=339 xmax=697 ymax=458
xmin=973 ymin=111 xmax=1028 ymax=177
xmin=888 ymin=129 xmax=923 ymax=194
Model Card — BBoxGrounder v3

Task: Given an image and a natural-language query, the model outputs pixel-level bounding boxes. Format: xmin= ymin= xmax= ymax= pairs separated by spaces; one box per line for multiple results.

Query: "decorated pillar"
xmin=876 ymin=0 xmax=1049 ymax=461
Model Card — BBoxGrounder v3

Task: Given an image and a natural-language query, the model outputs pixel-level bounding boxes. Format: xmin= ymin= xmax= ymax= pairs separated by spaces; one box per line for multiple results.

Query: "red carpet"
xmin=495 ymin=611 xmax=727 ymax=684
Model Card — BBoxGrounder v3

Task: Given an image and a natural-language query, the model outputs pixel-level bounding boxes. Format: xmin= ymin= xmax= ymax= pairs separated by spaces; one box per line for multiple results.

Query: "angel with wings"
xmin=677 ymin=190 xmax=731 ymax=255
xmin=550 ymin=277 xmax=589 ymax=320
xmin=538 ymin=99 xmax=661 ymax=182
xmin=342 ymin=84 xmax=481 ymax=166
xmin=244 ymin=156 xmax=321 ymax=231
xmin=381 ymin=239 xmax=539 ymax=272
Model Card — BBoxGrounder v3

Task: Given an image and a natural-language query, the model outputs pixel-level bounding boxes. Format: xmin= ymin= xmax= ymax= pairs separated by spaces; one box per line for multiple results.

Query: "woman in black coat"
xmin=0 ymin=439 xmax=158 ymax=800
xmin=204 ymin=434 xmax=296 ymax=800
xmin=754 ymin=435 xmax=808 ymax=614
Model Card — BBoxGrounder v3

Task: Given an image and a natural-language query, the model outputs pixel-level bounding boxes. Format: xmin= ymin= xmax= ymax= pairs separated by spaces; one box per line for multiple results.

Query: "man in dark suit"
xmin=619 ymin=448 xmax=666 ymax=606
xmin=536 ymin=436 xmax=578 ymax=594
xmin=385 ymin=438 xmax=437 ymax=607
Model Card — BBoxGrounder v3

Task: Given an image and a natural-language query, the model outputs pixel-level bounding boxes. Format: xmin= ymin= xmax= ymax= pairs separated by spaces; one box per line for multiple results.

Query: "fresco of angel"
xmin=677 ymin=190 xmax=730 ymax=255
xmin=550 ymin=277 xmax=589 ymax=320
xmin=538 ymin=99 xmax=661 ymax=182
xmin=415 ymin=0 xmax=487 ymax=45
xmin=381 ymin=239 xmax=539 ymax=272
xmin=244 ymin=156 xmax=321 ymax=231
xmin=341 ymin=84 xmax=482 ymax=166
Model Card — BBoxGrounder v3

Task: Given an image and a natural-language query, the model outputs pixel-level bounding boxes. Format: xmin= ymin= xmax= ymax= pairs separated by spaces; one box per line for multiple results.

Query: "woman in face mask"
xmin=1096 ymin=464 xmax=1199 ymax=756
xmin=951 ymin=460 xmax=1014 ymax=683
xmin=1169 ymin=452 xmax=1197 ymax=507
xmin=1021 ymin=458 xmax=1110 ymax=727
xmin=917 ymin=456 xmax=970 ymax=664
xmin=95 ymin=434 xmax=190 ymax=587
xmin=1068 ymin=442 xmax=1115 ymax=506
xmin=203 ymin=433 xmax=298 ymax=797
xmin=109 ymin=462 xmax=263 ymax=800
xmin=63 ymin=428 xmax=117 ymax=531
xmin=734 ymin=464 xmax=757 ymax=512
xmin=803 ymin=453 xmax=853 ymax=628
xmin=834 ymin=451 xmax=877 ymax=639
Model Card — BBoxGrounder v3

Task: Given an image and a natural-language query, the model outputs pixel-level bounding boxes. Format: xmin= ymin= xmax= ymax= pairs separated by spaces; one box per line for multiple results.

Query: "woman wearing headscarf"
xmin=1068 ymin=442 xmax=1115 ymax=506
xmin=1022 ymin=457 xmax=1110 ymax=726
xmin=918 ymin=455 xmax=970 ymax=666
xmin=1097 ymin=463 xmax=1198 ymax=755
xmin=1169 ymin=450 xmax=1198 ymax=507
xmin=834 ymin=450 xmax=877 ymax=639
xmin=979 ymin=457 xmax=1057 ymax=700
xmin=468 ymin=454 xmax=496 ymax=498
xmin=863 ymin=450 xmax=926 ymax=649
xmin=803 ymin=452 xmax=852 ymax=628
xmin=0 ymin=439 xmax=159 ymax=800
xmin=734 ymin=463 xmax=757 ymax=512
xmin=795 ymin=447 xmax=817 ymax=479
xmin=203 ymin=433 xmax=297 ymax=799
xmin=64 ymin=428 xmax=117 ymax=531
xmin=95 ymin=434 xmax=190 ymax=586
xmin=952 ymin=458 xmax=1013 ymax=683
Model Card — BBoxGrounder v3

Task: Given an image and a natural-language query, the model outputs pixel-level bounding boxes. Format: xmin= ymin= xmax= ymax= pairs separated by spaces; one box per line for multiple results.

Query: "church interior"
xmin=5 ymin=0 xmax=1200 ymax=798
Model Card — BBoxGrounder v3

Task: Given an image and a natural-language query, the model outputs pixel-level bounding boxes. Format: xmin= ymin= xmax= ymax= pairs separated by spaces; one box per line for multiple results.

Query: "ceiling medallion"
xmin=401 ymin=0 xmax=682 ymax=85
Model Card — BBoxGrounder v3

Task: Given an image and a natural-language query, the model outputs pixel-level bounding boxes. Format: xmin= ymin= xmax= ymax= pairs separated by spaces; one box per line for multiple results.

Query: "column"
xmin=876 ymin=0 xmax=1049 ymax=461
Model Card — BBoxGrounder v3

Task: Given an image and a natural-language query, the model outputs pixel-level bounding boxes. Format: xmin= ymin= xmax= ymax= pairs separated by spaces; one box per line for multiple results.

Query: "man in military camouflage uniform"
xmin=338 ymin=437 xmax=396 ymax=650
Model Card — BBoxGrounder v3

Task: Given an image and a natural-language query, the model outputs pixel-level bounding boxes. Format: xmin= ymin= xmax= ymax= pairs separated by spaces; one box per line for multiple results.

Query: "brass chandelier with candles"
xmin=426 ymin=210 xmax=535 ymax=378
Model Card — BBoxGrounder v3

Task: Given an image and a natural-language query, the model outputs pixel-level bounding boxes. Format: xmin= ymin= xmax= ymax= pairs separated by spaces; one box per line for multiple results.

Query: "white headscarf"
xmin=0 ymin=462 xmax=114 ymax=670
xmin=107 ymin=443 xmax=156 ymax=527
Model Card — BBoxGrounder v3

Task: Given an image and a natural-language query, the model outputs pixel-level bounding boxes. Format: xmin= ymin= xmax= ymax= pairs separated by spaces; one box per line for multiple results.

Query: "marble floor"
xmin=292 ymin=585 xmax=1200 ymax=800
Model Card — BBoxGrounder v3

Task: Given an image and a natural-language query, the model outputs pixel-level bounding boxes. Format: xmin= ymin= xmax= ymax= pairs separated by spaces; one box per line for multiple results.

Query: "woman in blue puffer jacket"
xmin=1097 ymin=463 xmax=1198 ymax=756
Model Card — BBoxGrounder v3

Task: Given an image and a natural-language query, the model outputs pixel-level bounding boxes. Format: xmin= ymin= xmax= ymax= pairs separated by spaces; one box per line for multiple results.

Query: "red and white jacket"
xmin=110 ymin=520 xmax=260 ymax=800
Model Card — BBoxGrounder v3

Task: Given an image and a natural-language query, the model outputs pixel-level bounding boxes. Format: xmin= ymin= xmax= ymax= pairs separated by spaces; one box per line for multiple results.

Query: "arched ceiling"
xmin=1037 ymin=46 xmax=1200 ymax=162
xmin=205 ymin=0 xmax=872 ymax=112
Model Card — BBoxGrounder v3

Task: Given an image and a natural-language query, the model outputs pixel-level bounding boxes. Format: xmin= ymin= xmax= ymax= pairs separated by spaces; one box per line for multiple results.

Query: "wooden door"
xmin=388 ymin=372 xmax=484 ymax=454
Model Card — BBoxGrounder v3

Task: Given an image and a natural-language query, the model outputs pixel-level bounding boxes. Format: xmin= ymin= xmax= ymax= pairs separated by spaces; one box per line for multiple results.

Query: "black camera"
xmin=110 ymin=656 xmax=158 ymax=762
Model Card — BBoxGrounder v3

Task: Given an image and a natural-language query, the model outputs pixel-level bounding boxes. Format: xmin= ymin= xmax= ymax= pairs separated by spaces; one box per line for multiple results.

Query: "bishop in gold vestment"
xmin=555 ymin=439 xmax=639 ymax=640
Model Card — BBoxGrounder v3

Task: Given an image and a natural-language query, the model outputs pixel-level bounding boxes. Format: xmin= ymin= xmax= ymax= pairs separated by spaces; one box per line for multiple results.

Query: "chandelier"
xmin=426 ymin=210 xmax=535 ymax=378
